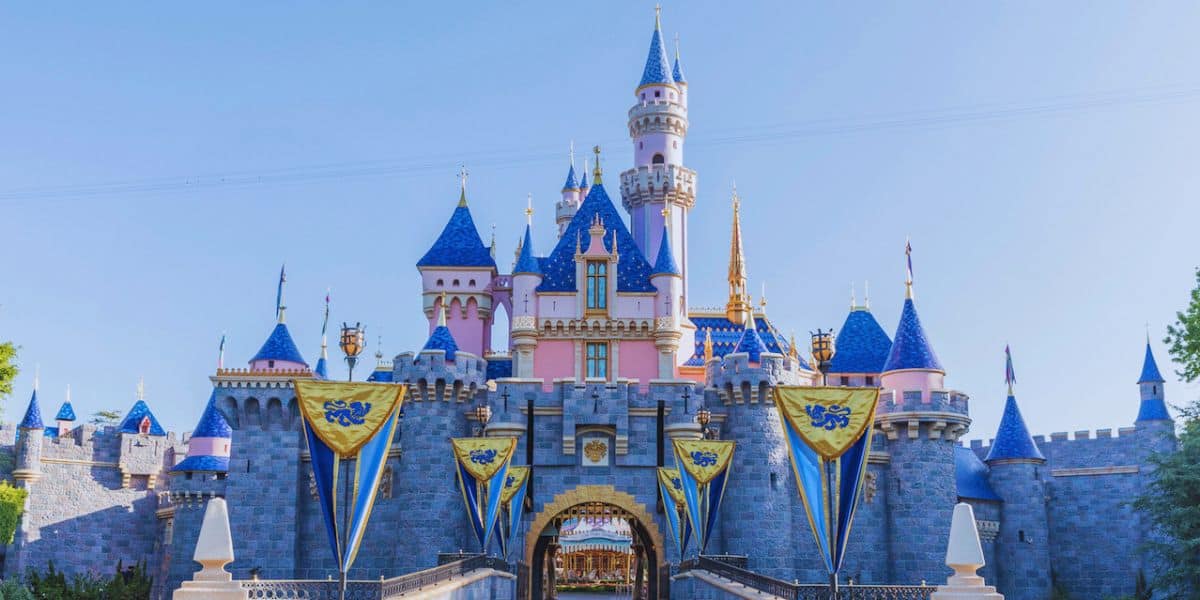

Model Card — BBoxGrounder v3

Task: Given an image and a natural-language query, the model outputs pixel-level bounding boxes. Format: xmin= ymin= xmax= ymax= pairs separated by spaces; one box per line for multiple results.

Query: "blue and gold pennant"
xmin=452 ymin=437 xmax=518 ymax=553
xmin=672 ymin=439 xmax=735 ymax=554
xmin=295 ymin=380 xmax=405 ymax=457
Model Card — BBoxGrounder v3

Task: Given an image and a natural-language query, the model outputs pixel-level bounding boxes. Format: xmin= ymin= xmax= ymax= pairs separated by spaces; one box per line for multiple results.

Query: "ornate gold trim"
xmin=524 ymin=484 xmax=666 ymax=571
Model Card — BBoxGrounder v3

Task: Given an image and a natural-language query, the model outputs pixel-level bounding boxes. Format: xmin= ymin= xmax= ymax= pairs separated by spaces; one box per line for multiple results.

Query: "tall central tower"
xmin=620 ymin=8 xmax=697 ymax=320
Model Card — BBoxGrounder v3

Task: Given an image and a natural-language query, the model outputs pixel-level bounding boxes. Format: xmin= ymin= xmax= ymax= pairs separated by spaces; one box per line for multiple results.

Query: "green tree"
xmin=90 ymin=409 xmax=122 ymax=426
xmin=0 ymin=341 xmax=18 ymax=403
xmin=1133 ymin=268 xmax=1200 ymax=596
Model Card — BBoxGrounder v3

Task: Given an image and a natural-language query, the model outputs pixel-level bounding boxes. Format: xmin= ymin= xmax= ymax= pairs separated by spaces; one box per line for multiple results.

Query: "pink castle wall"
xmin=880 ymin=369 xmax=945 ymax=403
xmin=186 ymin=437 xmax=231 ymax=458
xmin=619 ymin=340 xmax=660 ymax=387
xmin=534 ymin=340 xmax=575 ymax=389
xmin=249 ymin=359 xmax=306 ymax=371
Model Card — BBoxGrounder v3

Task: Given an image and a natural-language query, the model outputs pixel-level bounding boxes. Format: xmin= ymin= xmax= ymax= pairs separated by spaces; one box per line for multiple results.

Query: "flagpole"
xmin=337 ymin=323 xmax=365 ymax=600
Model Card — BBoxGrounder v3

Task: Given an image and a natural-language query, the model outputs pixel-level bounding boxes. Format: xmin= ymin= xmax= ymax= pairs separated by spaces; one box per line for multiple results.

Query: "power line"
xmin=1 ymin=83 xmax=1196 ymax=204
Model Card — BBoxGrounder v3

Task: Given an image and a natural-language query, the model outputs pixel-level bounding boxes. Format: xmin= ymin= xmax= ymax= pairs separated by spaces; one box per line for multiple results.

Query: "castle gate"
xmin=524 ymin=485 xmax=667 ymax=599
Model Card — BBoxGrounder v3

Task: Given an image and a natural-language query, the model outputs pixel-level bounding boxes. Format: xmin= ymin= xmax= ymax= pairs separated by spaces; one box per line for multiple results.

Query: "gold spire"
xmin=655 ymin=4 xmax=662 ymax=30
xmin=788 ymin=331 xmax=799 ymax=360
xmin=458 ymin=165 xmax=469 ymax=207
xmin=592 ymin=146 xmax=603 ymax=184
xmin=725 ymin=185 xmax=751 ymax=324
xmin=525 ymin=193 xmax=534 ymax=225
xmin=438 ymin=293 xmax=449 ymax=327
xmin=703 ymin=328 xmax=713 ymax=362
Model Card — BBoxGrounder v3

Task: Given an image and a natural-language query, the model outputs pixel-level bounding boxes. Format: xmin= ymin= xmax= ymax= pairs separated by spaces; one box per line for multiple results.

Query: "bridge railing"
xmin=239 ymin=555 xmax=514 ymax=600
xmin=678 ymin=556 xmax=934 ymax=600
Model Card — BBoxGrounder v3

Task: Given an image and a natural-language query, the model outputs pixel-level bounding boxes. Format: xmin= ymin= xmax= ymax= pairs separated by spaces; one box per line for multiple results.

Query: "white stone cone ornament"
xmin=930 ymin=503 xmax=1003 ymax=600
xmin=174 ymin=497 xmax=249 ymax=599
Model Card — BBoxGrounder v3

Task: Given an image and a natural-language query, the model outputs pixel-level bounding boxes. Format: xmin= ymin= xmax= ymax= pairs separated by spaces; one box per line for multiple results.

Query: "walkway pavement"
xmin=556 ymin=593 xmax=632 ymax=600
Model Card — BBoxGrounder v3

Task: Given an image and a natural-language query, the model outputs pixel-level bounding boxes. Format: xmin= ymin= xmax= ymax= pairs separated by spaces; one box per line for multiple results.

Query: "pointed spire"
xmin=275 ymin=264 xmax=287 ymax=323
xmin=489 ymin=224 xmax=497 ymax=259
xmin=788 ymin=331 xmax=799 ymax=361
xmin=514 ymin=224 xmax=542 ymax=276
xmin=850 ymin=282 xmax=857 ymax=311
xmin=592 ymin=145 xmax=603 ymax=185
xmin=217 ymin=332 xmax=227 ymax=370
xmin=652 ymin=224 xmax=680 ymax=276
xmin=881 ymin=294 xmax=943 ymax=373
xmin=563 ymin=143 xmax=579 ymax=190
xmin=672 ymin=33 xmax=687 ymax=84
xmin=1138 ymin=336 xmax=1165 ymax=384
xmin=579 ymin=158 xmax=590 ymax=189
xmin=137 ymin=376 xmax=145 ymax=401
xmin=725 ymin=184 xmax=751 ymax=324
xmin=423 ymin=293 xmax=459 ymax=362
xmin=985 ymin=354 xmax=1045 ymax=463
xmin=733 ymin=308 xmax=767 ymax=363
xmin=1005 ymin=344 xmax=1016 ymax=396
xmin=639 ymin=5 xmax=675 ymax=88
xmin=864 ymin=280 xmax=871 ymax=310
xmin=438 ymin=292 xmax=449 ymax=328
xmin=703 ymin=328 xmax=714 ymax=362
xmin=18 ymin=385 xmax=44 ymax=430
xmin=458 ymin=165 xmax=469 ymax=207
xmin=314 ymin=290 xmax=331 ymax=379
xmin=904 ymin=238 xmax=914 ymax=300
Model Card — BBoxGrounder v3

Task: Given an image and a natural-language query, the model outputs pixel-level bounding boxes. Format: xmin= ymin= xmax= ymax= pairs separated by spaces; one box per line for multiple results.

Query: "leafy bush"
xmin=24 ymin=560 xmax=152 ymax=600
xmin=0 ymin=481 xmax=27 ymax=544
xmin=0 ymin=579 xmax=35 ymax=600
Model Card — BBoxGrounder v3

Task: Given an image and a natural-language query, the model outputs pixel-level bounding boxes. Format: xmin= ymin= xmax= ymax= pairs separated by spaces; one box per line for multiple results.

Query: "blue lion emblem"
xmin=805 ymin=404 xmax=851 ymax=430
xmin=506 ymin=475 xmax=516 ymax=488
xmin=323 ymin=400 xmax=372 ymax=427
xmin=671 ymin=477 xmax=682 ymax=490
xmin=691 ymin=450 xmax=718 ymax=467
xmin=470 ymin=449 xmax=497 ymax=465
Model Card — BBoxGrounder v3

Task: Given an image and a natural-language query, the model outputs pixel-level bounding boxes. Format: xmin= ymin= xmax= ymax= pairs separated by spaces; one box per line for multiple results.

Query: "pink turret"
xmin=879 ymin=245 xmax=946 ymax=403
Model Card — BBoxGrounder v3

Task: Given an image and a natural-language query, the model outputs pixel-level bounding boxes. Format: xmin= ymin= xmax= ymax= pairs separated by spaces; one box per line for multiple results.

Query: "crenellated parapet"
xmin=708 ymin=352 xmax=812 ymax=404
xmin=619 ymin=163 xmax=697 ymax=211
xmin=876 ymin=389 xmax=971 ymax=442
xmin=626 ymin=99 xmax=689 ymax=137
xmin=393 ymin=350 xmax=487 ymax=403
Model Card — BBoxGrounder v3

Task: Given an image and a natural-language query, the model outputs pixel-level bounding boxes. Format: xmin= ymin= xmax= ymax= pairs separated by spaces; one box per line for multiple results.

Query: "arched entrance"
xmin=524 ymin=485 xmax=666 ymax=599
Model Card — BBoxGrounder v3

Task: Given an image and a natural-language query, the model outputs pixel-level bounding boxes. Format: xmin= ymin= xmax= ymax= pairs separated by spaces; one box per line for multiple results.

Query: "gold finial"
xmin=136 ymin=376 xmax=145 ymax=401
xmin=760 ymin=282 xmax=767 ymax=311
xmin=458 ymin=165 xmax=469 ymax=207
xmin=582 ymin=158 xmax=590 ymax=187
xmin=788 ymin=331 xmax=799 ymax=360
xmin=525 ymin=193 xmax=534 ymax=225
xmin=490 ymin=224 xmax=497 ymax=258
xmin=612 ymin=229 xmax=618 ymax=254
xmin=438 ymin=293 xmax=449 ymax=327
xmin=592 ymin=145 xmax=603 ymax=184
xmin=655 ymin=4 xmax=662 ymax=30
xmin=725 ymin=183 xmax=751 ymax=325
xmin=703 ymin=328 xmax=714 ymax=362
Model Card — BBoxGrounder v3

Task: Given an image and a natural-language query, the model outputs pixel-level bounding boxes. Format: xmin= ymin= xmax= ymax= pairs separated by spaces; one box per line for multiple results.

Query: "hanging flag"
xmin=657 ymin=467 xmax=692 ymax=561
xmin=322 ymin=290 xmax=331 ymax=337
xmin=452 ymin=437 xmax=519 ymax=553
xmin=497 ymin=465 xmax=530 ymax=558
xmin=276 ymin=264 xmax=287 ymax=320
xmin=217 ymin=333 xmax=226 ymax=369
xmin=1004 ymin=345 xmax=1016 ymax=387
xmin=671 ymin=439 xmax=735 ymax=554
xmin=773 ymin=386 xmax=879 ymax=576
xmin=294 ymin=379 xmax=406 ymax=573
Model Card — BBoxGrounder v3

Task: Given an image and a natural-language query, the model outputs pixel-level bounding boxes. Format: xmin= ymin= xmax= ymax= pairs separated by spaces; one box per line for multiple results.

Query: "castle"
xmin=0 ymin=11 xmax=1177 ymax=600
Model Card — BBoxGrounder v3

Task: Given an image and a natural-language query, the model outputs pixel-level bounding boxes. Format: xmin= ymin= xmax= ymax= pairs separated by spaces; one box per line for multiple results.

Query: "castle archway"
xmin=524 ymin=485 xmax=666 ymax=599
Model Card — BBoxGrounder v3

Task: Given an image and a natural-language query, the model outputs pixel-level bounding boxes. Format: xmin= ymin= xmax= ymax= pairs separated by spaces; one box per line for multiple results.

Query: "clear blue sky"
xmin=1 ymin=2 xmax=1197 ymax=439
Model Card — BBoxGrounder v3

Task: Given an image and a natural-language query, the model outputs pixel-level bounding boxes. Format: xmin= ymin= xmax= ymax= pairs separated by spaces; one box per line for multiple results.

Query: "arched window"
xmin=654 ymin=90 xmax=661 ymax=98
xmin=468 ymin=279 xmax=476 ymax=287
xmin=138 ymin=416 xmax=152 ymax=435
xmin=436 ymin=279 xmax=444 ymax=286
xmin=652 ymin=154 xmax=665 ymax=164
xmin=452 ymin=279 xmax=460 ymax=287
xmin=268 ymin=360 xmax=275 ymax=369
xmin=586 ymin=261 xmax=607 ymax=310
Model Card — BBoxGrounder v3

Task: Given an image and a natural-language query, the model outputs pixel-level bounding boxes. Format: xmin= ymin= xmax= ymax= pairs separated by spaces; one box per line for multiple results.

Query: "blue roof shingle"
xmin=639 ymin=21 xmax=675 ymax=88
xmin=685 ymin=314 xmax=807 ymax=368
xmin=514 ymin=225 xmax=542 ymax=276
xmin=733 ymin=316 xmax=768 ymax=363
xmin=881 ymin=298 xmax=943 ymax=372
xmin=536 ymin=184 xmax=656 ymax=293
xmin=1138 ymin=342 xmax=1165 ymax=384
xmin=251 ymin=323 xmax=308 ymax=366
xmin=828 ymin=309 xmax=892 ymax=374
xmin=119 ymin=400 xmax=166 ymax=436
xmin=193 ymin=392 xmax=232 ymax=439
xmin=984 ymin=395 xmax=1045 ymax=462
xmin=18 ymin=390 xmax=44 ymax=430
xmin=563 ymin=163 xmax=579 ymax=191
xmin=672 ymin=55 xmax=686 ymax=84
xmin=416 ymin=205 xmax=497 ymax=269
xmin=314 ymin=356 xmax=328 ymax=379
xmin=423 ymin=326 xmax=459 ymax=362
xmin=955 ymin=446 xmax=1000 ymax=501
xmin=652 ymin=227 xmax=679 ymax=276
xmin=172 ymin=455 xmax=230 ymax=473
xmin=54 ymin=401 xmax=76 ymax=422
xmin=367 ymin=368 xmax=395 ymax=383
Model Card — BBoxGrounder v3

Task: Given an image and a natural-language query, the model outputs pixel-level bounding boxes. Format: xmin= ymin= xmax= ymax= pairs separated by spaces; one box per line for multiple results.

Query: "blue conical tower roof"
xmin=416 ymin=204 xmax=497 ymax=269
xmin=1138 ymin=341 xmax=1165 ymax=384
xmin=514 ymin=225 xmax=542 ymax=276
xmin=652 ymin=227 xmax=680 ymax=276
xmin=423 ymin=301 xmax=459 ymax=362
xmin=638 ymin=14 xmax=675 ymax=88
xmin=54 ymin=402 xmax=76 ymax=422
xmin=672 ymin=48 xmax=686 ymax=84
xmin=192 ymin=391 xmax=232 ymax=439
xmin=118 ymin=399 xmax=166 ymax=436
xmin=882 ymin=299 xmax=943 ymax=372
xmin=251 ymin=323 xmax=307 ymax=366
xmin=985 ymin=394 xmax=1044 ymax=462
xmin=563 ymin=163 xmax=579 ymax=191
xmin=579 ymin=167 xmax=589 ymax=189
xmin=314 ymin=356 xmax=328 ymax=379
xmin=18 ymin=389 xmax=44 ymax=430
xmin=829 ymin=308 xmax=892 ymax=374
xmin=734 ymin=314 xmax=768 ymax=362
xmin=536 ymin=183 xmax=656 ymax=293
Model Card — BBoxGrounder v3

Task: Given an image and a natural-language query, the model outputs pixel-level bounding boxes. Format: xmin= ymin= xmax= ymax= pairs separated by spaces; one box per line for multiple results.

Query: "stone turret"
xmin=983 ymin=348 xmax=1049 ymax=600
xmin=651 ymin=222 xmax=683 ymax=378
xmin=877 ymin=257 xmax=969 ymax=583
xmin=557 ymin=151 xmax=581 ymax=237
xmin=13 ymin=386 xmax=44 ymax=485
xmin=512 ymin=223 xmax=543 ymax=378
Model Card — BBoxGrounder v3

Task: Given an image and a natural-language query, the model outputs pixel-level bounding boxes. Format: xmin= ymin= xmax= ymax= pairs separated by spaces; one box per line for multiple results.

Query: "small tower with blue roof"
xmin=876 ymin=243 xmax=970 ymax=585
xmin=14 ymin=381 xmax=45 ymax=485
xmin=512 ymin=203 xmax=544 ymax=378
xmin=651 ymin=221 xmax=684 ymax=377
xmin=1135 ymin=338 xmax=1170 ymax=423
xmin=556 ymin=145 xmax=582 ymax=237
xmin=827 ymin=290 xmax=892 ymax=387
xmin=984 ymin=347 xmax=1051 ymax=600
xmin=172 ymin=391 xmax=232 ymax=475
xmin=416 ymin=169 xmax=499 ymax=358
xmin=249 ymin=271 xmax=308 ymax=373
xmin=116 ymin=379 xmax=169 ymax=489
xmin=52 ymin=386 xmax=77 ymax=438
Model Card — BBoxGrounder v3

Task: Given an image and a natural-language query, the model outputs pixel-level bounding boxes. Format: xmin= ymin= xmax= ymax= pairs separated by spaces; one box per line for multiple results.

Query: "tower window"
xmin=840 ymin=376 xmax=850 ymax=387
xmin=652 ymin=154 xmax=665 ymax=164
xmin=1153 ymin=385 xmax=1157 ymax=394
xmin=865 ymin=376 xmax=875 ymax=386
xmin=468 ymin=279 xmax=476 ymax=287
xmin=452 ymin=279 xmax=460 ymax=287
xmin=586 ymin=261 xmax=608 ymax=310
xmin=268 ymin=360 xmax=275 ymax=369
xmin=436 ymin=279 xmax=444 ymax=286
xmin=654 ymin=90 xmax=661 ymax=98
xmin=586 ymin=342 xmax=608 ymax=379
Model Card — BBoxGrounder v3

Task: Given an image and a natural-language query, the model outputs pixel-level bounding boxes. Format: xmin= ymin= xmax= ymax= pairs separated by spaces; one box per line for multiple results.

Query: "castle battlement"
xmin=393 ymin=350 xmax=487 ymax=403
xmin=879 ymin=388 xmax=970 ymax=416
xmin=708 ymin=352 xmax=812 ymax=404
xmin=619 ymin=163 xmax=697 ymax=210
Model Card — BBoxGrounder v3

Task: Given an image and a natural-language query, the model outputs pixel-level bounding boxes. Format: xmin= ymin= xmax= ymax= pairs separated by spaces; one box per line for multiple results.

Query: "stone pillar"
xmin=632 ymin=543 xmax=645 ymax=600
xmin=173 ymin=498 xmax=249 ymax=600
xmin=545 ymin=543 xmax=558 ymax=599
